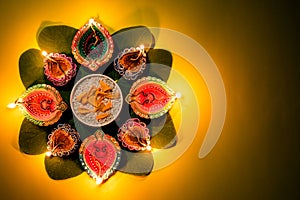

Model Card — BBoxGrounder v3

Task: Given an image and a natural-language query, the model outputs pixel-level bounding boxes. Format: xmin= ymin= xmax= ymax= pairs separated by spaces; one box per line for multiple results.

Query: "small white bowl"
xmin=70 ymin=74 xmax=123 ymax=127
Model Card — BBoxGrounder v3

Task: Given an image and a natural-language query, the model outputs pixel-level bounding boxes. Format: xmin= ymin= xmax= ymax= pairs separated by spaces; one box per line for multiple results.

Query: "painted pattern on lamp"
xmin=14 ymin=84 xmax=67 ymax=126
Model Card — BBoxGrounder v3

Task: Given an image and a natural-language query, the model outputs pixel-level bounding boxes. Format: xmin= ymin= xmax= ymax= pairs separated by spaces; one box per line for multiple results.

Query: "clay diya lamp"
xmin=72 ymin=18 xmax=114 ymax=71
xmin=114 ymin=45 xmax=147 ymax=80
xmin=43 ymin=51 xmax=77 ymax=86
xmin=15 ymin=84 xmax=67 ymax=126
xmin=46 ymin=124 xmax=80 ymax=157
xmin=79 ymin=130 xmax=121 ymax=184
xmin=125 ymin=76 xmax=177 ymax=119
xmin=117 ymin=118 xmax=151 ymax=151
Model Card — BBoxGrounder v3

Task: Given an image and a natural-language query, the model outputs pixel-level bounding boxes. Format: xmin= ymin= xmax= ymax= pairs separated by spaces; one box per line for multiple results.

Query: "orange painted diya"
xmin=16 ymin=84 xmax=67 ymax=126
xmin=125 ymin=76 xmax=177 ymax=119
xmin=79 ymin=130 xmax=121 ymax=184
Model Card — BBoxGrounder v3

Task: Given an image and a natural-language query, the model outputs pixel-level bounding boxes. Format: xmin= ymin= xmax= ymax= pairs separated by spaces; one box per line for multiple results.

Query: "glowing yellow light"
xmin=41 ymin=51 xmax=48 ymax=57
xmin=7 ymin=103 xmax=17 ymax=109
xmin=89 ymin=18 xmax=95 ymax=25
xmin=140 ymin=44 xmax=144 ymax=50
xmin=176 ymin=92 xmax=182 ymax=99
xmin=45 ymin=151 xmax=52 ymax=157
xmin=146 ymin=145 xmax=152 ymax=151
xmin=96 ymin=177 xmax=102 ymax=185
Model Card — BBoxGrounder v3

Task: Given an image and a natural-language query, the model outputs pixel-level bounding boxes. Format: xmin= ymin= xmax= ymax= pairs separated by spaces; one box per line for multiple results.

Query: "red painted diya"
xmin=125 ymin=76 xmax=177 ymax=119
xmin=117 ymin=118 xmax=151 ymax=151
xmin=43 ymin=52 xmax=77 ymax=86
xmin=114 ymin=45 xmax=147 ymax=80
xmin=16 ymin=84 xmax=67 ymax=126
xmin=79 ymin=130 xmax=121 ymax=184
xmin=47 ymin=124 xmax=80 ymax=157
xmin=72 ymin=18 xmax=114 ymax=71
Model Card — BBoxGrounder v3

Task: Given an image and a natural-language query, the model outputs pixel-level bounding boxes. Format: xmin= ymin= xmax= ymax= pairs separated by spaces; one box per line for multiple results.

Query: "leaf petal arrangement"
xmin=18 ymin=18 xmax=177 ymax=183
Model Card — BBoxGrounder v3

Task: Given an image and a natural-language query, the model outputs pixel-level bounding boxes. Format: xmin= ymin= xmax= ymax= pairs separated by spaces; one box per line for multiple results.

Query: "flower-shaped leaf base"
xmin=18 ymin=21 xmax=178 ymax=181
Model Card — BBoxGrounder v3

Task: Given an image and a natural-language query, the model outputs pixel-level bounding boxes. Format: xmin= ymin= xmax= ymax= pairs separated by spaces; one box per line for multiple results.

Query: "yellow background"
xmin=0 ymin=0 xmax=299 ymax=199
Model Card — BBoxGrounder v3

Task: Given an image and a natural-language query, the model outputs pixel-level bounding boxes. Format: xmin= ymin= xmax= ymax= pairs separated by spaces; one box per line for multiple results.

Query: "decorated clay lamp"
xmin=42 ymin=51 xmax=77 ymax=86
xmin=79 ymin=130 xmax=121 ymax=185
xmin=117 ymin=118 xmax=151 ymax=151
xmin=46 ymin=124 xmax=80 ymax=157
xmin=125 ymin=76 xmax=177 ymax=119
xmin=114 ymin=45 xmax=147 ymax=80
xmin=72 ymin=18 xmax=114 ymax=71
xmin=14 ymin=84 xmax=67 ymax=126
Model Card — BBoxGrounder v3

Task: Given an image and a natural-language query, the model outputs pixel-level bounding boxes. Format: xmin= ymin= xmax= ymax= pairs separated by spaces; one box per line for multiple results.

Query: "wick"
xmin=42 ymin=52 xmax=56 ymax=63
xmin=50 ymin=142 xmax=63 ymax=152
xmin=88 ymin=19 xmax=100 ymax=48
xmin=130 ymin=45 xmax=145 ymax=61
xmin=42 ymin=51 xmax=67 ymax=84
xmin=46 ymin=142 xmax=64 ymax=157
xmin=7 ymin=98 xmax=24 ymax=109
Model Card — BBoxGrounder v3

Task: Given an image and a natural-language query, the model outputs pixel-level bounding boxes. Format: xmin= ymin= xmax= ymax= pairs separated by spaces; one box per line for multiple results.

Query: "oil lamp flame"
xmin=7 ymin=103 xmax=17 ymax=109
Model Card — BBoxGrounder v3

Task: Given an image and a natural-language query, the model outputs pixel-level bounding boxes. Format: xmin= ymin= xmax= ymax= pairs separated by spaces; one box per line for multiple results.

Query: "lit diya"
xmin=117 ymin=118 xmax=151 ymax=151
xmin=114 ymin=45 xmax=147 ymax=80
xmin=125 ymin=76 xmax=177 ymax=119
xmin=79 ymin=130 xmax=121 ymax=185
xmin=46 ymin=124 xmax=80 ymax=157
xmin=70 ymin=74 xmax=123 ymax=127
xmin=72 ymin=18 xmax=114 ymax=71
xmin=43 ymin=52 xmax=77 ymax=86
xmin=15 ymin=84 xmax=67 ymax=126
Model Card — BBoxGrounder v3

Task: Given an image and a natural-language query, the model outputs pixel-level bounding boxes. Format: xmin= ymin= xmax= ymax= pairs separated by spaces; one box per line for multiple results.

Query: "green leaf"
xmin=116 ymin=78 xmax=134 ymax=100
xmin=129 ymin=106 xmax=151 ymax=125
xmin=150 ymin=113 xmax=177 ymax=149
xmin=96 ymin=19 xmax=115 ymax=34
xmin=103 ymin=63 xmax=122 ymax=81
xmin=73 ymin=117 xmax=98 ymax=140
xmin=37 ymin=25 xmax=77 ymax=54
xmin=112 ymin=26 xmax=155 ymax=51
xmin=44 ymin=153 xmax=83 ymax=180
xmin=19 ymin=48 xmax=45 ymax=88
xmin=146 ymin=49 xmax=173 ymax=82
xmin=101 ymin=120 xmax=120 ymax=137
xmin=76 ymin=66 xmax=92 ymax=80
xmin=58 ymin=89 xmax=71 ymax=107
xmin=18 ymin=118 xmax=49 ymax=155
xmin=56 ymin=109 xmax=74 ymax=126
xmin=147 ymin=48 xmax=172 ymax=67
xmin=36 ymin=21 xmax=66 ymax=39
xmin=56 ymin=79 xmax=75 ymax=107
xmin=117 ymin=150 xmax=154 ymax=175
